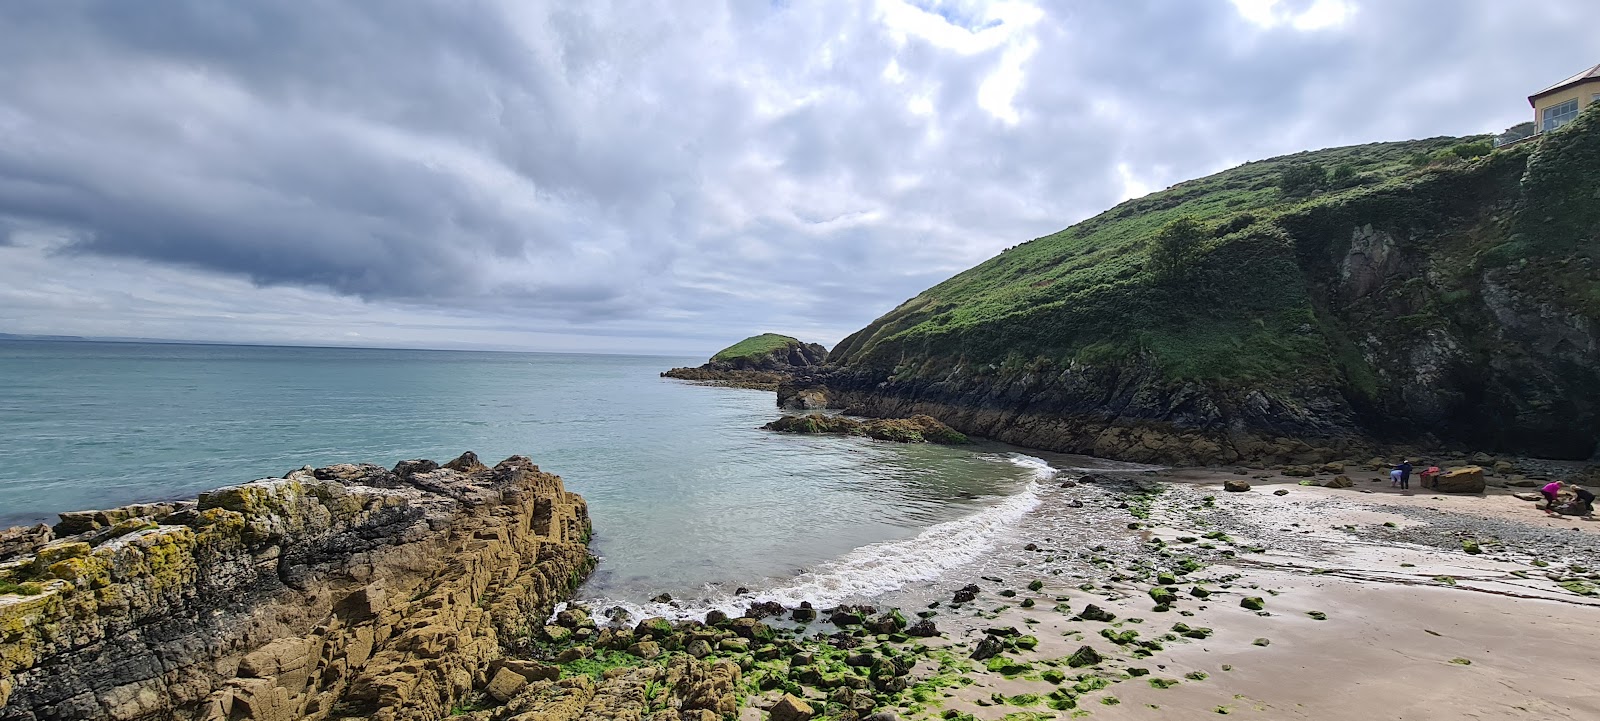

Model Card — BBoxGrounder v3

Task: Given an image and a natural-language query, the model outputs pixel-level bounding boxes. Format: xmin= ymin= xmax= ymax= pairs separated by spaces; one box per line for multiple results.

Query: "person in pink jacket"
xmin=1541 ymin=481 xmax=1564 ymax=514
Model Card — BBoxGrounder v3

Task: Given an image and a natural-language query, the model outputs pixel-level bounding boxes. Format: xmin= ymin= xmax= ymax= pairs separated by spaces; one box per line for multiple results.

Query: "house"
xmin=1529 ymin=62 xmax=1600 ymax=133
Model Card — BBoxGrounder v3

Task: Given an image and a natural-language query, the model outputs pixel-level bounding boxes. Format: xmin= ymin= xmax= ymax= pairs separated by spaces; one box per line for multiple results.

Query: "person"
xmin=1541 ymin=480 xmax=1564 ymax=514
xmin=1575 ymin=486 xmax=1595 ymax=516
xmin=1390 ymin=466 xmax=1404 ymax=487
xmin=1397 ymin=460 xmax=1413 ymax=490
xmin=1419 ymin=465 xmax=1441 ymax=489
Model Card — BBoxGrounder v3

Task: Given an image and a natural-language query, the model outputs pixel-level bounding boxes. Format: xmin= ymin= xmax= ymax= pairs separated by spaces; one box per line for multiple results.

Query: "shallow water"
xmin=0 ymin=339 xmax=1048 ymax=602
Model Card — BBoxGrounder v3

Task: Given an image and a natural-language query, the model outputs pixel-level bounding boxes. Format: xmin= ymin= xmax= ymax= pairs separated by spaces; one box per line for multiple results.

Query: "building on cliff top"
xmin=1530 ymin=62 xmax=1600 ymax=133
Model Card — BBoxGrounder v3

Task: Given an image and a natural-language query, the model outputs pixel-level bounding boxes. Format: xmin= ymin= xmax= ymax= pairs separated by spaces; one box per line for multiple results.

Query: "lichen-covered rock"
xmin=0 ymin=453 xmax=593 ymax=721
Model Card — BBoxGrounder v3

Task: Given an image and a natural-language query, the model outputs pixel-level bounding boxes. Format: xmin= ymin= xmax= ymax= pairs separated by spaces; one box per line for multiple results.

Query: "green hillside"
xmin=827 ymin=106 xmax=1600 ymax=460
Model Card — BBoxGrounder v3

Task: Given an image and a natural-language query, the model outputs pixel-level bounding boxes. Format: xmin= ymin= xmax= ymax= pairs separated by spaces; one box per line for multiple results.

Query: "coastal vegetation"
xmin=824 ymin=104 xmax=1600 ymax=462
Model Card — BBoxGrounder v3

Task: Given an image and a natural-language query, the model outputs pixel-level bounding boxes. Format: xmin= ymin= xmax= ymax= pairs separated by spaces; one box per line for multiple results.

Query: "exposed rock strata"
xmin=0 ymin=453 xmax=593 ymax=721
xmin=764 ymin=413 xmax=968 ymax=444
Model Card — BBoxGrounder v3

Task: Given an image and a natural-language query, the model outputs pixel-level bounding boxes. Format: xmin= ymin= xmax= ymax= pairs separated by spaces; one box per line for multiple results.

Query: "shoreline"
xmin=5 ymin=444 xmax=1598 ymax=720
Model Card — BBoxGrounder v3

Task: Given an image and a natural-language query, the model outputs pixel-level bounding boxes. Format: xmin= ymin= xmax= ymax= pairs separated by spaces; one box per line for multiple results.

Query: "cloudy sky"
xmin=0 ymin=1 xmax=1594 ymax=356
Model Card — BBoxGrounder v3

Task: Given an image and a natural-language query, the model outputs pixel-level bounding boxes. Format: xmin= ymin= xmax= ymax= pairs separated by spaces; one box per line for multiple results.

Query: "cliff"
xmin=662 ymin=333 xmax=828 ymax=391
xmin=0 ymin=453 xmax=593 ymax=721
xmin=815 ymin=108 xmax=1600 ymax=464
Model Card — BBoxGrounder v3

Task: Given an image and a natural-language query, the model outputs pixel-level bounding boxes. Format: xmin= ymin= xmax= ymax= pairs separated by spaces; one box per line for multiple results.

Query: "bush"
xmin=1148 ymin=217 xmax=1206 ymax=282
xmin=1447 ymin=140 xmax=1492 ymax=160
xmin=1278 ymin=162 xmax=1327 ymax=196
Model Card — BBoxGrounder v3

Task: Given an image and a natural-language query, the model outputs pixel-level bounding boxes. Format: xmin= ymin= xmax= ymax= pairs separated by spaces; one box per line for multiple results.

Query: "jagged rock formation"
xmin=807 ymin=107 xmax=1600 ymax=465
xmin=764 ymin=413 xmax=968 ymax=444
xmin=663 ymin=334 xmax=828 ymax=391
xmin=0 ymin=453 xmax=594 ymax=721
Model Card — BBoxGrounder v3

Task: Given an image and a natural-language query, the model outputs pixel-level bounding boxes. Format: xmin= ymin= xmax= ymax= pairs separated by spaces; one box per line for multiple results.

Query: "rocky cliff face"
xmin=814 ymin=111 xmax=1600 ymax=464
xmin=0 ymin=453 xmax=593 ymax=721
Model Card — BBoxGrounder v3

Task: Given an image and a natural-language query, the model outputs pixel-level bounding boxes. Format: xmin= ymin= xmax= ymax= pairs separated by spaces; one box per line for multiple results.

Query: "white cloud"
xmin=1230 ymin=0 xmax=1356 ymax=31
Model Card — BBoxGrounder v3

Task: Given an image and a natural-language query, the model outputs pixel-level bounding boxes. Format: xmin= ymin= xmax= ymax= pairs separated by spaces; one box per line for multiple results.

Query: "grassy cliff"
xmin=827 ymin=107 xmax=1600 ymax=462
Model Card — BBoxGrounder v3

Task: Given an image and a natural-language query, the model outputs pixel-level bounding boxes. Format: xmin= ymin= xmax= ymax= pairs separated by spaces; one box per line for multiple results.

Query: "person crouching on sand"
xmin=1541 ymin=480 xmax=1564 ymax=514
xmin=1575 ymin=486 xmax=1595 ymax=517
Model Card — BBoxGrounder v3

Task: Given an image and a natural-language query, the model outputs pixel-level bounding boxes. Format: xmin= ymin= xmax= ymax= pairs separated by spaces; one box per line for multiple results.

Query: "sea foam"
xmin=577 ymin=453 xmax=1053 ymax=622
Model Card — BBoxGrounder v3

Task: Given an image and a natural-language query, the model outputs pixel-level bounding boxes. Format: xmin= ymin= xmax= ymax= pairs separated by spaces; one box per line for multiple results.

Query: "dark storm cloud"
xmin=0 ymin=0 xmax=1595 ymax=351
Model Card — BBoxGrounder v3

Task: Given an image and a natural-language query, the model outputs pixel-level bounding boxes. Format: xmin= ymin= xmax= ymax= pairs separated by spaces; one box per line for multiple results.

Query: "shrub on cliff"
xmin=1278 ymin=162 xmax=1327 ymax=196
xmin=1148 ymin=217 xmax=1206 ymax=283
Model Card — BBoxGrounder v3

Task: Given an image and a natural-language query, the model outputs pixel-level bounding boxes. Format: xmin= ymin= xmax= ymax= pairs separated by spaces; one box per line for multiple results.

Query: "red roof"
xmin=1529 ymin=62 xmax=1600 ymax=106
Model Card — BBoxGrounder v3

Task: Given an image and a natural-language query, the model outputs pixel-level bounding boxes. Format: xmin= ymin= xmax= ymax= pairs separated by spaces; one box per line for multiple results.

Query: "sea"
xmin=0 ymin=340 xmax=1144 ymax=617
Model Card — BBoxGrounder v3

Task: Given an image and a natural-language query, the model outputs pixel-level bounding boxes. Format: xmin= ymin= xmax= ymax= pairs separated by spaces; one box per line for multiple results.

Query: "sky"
xmin=0 ymin=0 xmax=1595 ymax=356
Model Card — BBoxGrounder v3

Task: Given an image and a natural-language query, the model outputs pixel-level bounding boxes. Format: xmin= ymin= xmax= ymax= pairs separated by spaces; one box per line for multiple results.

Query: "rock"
xmin=635 ymin=617 xmax=674 ymax=639
xmin=556 ymin=646 xmax=594 ymax=663
xmin=1282 ymin=465 xmax=1316 ymax=477
xmin=1462 ymin=539 xmax=1483 ymax=554
xmin=1067 ymin=499 xmax=1084 ymax=508
xmin=0 ymin=454 xmax=594 ymax=721
xmin=1273 ymin=489 xmax=1290 ymax=496
xmin=970 ymin=635 xmax=1004 ymax=661
xmin=1078 ymin=604 xmax=1116 ymax=622
xmin=1493 ymin=460 xmax=1514 ymax=474
xmin=484 ymin=667 xmax=528 ymax=703
xmin=718 ymin=637 xmax=749 ymax=653
xmin=686 ymin=639 xmax=712 ymax=658
xmin=1024 ymin=542 xmax=1039 ymax=551
xmin=864 ymin=712 xmax=900 ymax=721
xmin=1066 ymin=645 xmax=1103 ymax=668
xmin=1224 ymin=479 xmax=1251 ymax=492
xmin=651 ymin=592 xmax=674 ymax=604
xmin=1514 ymin=492 xmax=1544 ymax=502
xmin=624 ymin=640 xmax=661 ymax=659
xmin=391 ymin=457 xmax=439 ymax=477
xmin=441 ymin=451 xmax=488 ymax=473
xmin=0 ymin=523 xmax=52 ymax=561
xmin=907 ymin=619 xmax=938 ymax=637
xmin=1324 ymin=476 xmax=1354 ymax=489
xmin=1059 ymin=480 xmax=1078 ymax=488
xmin=770 ymin=693 xmax=815 ymax=721
xmin=1322 ymin=462 xmax=1346 ymax=474
xmin=555 ymin=607 xmax=592 ymax=629
xmin=1241 ymin=596 xmax=1266 ymax=611
xmin=743 ymin=600 xmax=784 ymax=619
xmin=791 ymin=602 xmax=817 ymax=623
xmin=705 ymin=609 xmax=729 ymax=626
xmin=1435 ymin=467 xmax=1487 ymax=494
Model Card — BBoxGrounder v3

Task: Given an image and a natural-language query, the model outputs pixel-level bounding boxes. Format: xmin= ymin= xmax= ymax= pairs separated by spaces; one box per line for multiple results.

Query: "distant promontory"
xmin=661 ymin=333 xmax=827 ymax=390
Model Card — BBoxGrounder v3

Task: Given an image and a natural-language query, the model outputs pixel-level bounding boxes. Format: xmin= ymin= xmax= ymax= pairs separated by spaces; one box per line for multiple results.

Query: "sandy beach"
xmin=820 ymin=464 xmax=1600 ymax=720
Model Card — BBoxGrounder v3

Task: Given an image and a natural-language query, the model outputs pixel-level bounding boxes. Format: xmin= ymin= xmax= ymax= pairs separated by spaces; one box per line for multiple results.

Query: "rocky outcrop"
xmin=764 ymin=413 xmax=968 ymax=444
xmin=0 ymin=453 xmax=593 ymax=721
xmin=663 ymin=334 xmax=828 ymax=391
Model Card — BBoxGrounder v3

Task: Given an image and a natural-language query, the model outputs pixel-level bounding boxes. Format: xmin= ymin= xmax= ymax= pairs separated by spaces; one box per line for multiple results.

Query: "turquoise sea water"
xmin=0 ymin=340 xmax=1045 ymax=606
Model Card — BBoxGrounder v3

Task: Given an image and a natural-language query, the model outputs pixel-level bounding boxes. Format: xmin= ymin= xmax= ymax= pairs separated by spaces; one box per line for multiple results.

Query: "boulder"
xmin=1435 ymin=466 xmax=1487 ymax=494
xmin=1273 ymin=489 xmax=1290 ymax=496
xmin=484 ymin=667 xmax=528 ymax=703
xmin=970 ymin=635 xmax=1004 ymax=661
xmin=1324 ymin=476 xmax=1354 ymax=489
xmin=1223 ymin=479 xmax=1251 ymax=492
xmin=770 ymin=694 xmax=815 ymax=721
